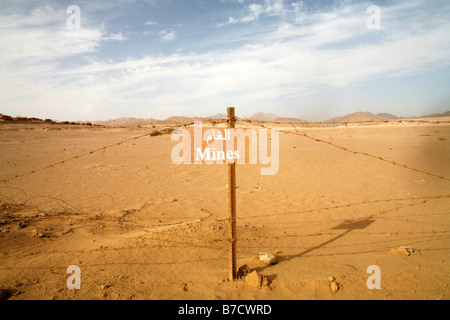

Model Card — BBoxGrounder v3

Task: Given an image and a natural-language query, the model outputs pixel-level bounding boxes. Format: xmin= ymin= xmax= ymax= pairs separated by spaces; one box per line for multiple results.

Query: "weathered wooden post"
xmin=227 ymin=107 xmax=237 ymax=281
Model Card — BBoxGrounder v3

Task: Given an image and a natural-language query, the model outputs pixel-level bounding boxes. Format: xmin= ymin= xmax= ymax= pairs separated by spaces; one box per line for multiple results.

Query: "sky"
xmin=0 ymin=0 xmax=449 ymax=121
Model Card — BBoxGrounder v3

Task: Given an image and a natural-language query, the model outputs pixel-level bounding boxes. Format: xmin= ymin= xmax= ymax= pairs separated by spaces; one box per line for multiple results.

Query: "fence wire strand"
xmin=0 ymin=114 xmax=449 ymax=274
xmin=0 ymin=119 xmax=231 ymax=184
xmin=237 ymin=117 xmax=450 ymax=182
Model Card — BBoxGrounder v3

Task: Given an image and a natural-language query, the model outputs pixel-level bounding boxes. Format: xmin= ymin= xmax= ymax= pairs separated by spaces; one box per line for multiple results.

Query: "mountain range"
xmin=91 ymin=111 xmax=449 ymax=127
xmin=4 ymin=111 xmax=447 ymax=127
xmin=327 ymin=112 xmax=398 ymax=123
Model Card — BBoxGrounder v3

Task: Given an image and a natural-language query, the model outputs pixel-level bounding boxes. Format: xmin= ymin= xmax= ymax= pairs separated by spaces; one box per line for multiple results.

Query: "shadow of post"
xmin=254 ymin=218 xmax=375 ymax=274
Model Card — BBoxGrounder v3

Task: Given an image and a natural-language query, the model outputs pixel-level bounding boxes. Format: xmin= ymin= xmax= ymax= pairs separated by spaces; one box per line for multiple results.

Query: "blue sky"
xmin=0 ymin=0 xmax=449 ymax=121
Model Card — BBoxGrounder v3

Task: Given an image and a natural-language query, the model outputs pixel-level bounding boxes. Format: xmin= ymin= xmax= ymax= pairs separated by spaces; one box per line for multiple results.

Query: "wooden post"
xmin=227 ymin=107 xmax=237 ymax=281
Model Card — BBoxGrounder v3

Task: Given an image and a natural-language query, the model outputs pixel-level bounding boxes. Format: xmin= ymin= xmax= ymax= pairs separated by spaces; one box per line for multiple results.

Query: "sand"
xmin=0 ymin=120 xmax=449 ymax=300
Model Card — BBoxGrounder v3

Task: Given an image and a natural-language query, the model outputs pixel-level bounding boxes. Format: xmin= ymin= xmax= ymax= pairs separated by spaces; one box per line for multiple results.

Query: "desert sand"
xmin=0 ymin=119 xmax=449 ymax=300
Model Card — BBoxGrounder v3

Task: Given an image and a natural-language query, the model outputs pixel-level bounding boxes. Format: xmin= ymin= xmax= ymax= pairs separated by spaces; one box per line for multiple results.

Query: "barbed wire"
xmin=0 ymin=191 xmax=448 ymax=273
xmin=3 ymin=117 xmax=445 ymax=132
xmin=0 ymin=118 xmax=234 ymax=184
xmin=1 ymin=114 xmax=449 ymax=278
xmin=211 ymin=197 xmax=448 ymax=243
xmin=236 ymin=118 xmax=450 ymax=127
xmin=0 ymin=126 xmax=183 ymax=184
xmin=229 ymin=230 xmax=450 ymax=244
xmin=237 ymin=117 xmax=450 ymax=182
xmin=0 ymin=119 xmax=229 ymax=132
xmin=215 ymin=194 xmax=450 ymax=222
xmin=2 ymin=197 xmax=446 ymax=253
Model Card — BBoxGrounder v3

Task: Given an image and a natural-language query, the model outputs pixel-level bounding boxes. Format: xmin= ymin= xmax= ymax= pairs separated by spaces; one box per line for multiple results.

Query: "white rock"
xmin=258 ymin=252 xmax=278 ymax=265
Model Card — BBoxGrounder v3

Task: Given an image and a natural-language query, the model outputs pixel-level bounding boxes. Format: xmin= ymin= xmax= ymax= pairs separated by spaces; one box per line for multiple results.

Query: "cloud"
xmin=160 ymin=30 xmax=176 ymax=41
xmin=103 ymin=32 xmax=127 ymax=41
xmin=220 ymin=0 xmax=286 ymax=26
xmin=263 ymin=0 xmax=286 ymax=17
xmin=219 ymin=3 xmax=263 ymax=26
xmin=0 ymin=5 xmax=127 ymax=66
xmin=144 ymin=20 xmax=158 ymax=25
xmin=1 ymin=0 xmax=450 ymax=120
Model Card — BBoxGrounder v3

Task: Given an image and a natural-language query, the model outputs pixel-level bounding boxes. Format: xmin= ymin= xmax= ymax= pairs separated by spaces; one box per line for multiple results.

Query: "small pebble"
xmin=258 ymin=252 xmax=278 ymax=265
xmin=330 ymin=281 xmax=339 ymax=293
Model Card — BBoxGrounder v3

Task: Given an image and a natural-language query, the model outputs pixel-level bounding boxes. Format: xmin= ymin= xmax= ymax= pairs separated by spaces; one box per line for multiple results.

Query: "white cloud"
xmin=0 ymin=5 xmax=126 ymax=65
xmin=264 ymin=0 xmax=286 ymax=17
xmin=144 ymin=20 xmax=158 ymax=25
xmin=103 ymin=32 xmax=127 ymax=41
xmin=219 ymin=3 xmax=263 ymax=25
xmin=1 ymin=1 xmax=450 ymax=120
xmin=160 ymin=30 xmax=176 ymax=41
xmin=220 ymin=0 xmax=287 ymax=25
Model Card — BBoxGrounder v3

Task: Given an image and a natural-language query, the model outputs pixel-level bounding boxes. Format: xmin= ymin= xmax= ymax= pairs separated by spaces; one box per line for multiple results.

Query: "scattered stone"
xmin=0 ymin=220 xmax=6 ymax=225
xmin=328 ymin=276 xmax=340 ymax=293
xmin=258 ymin=252 xmax=278 ymax=265
xmin=245 ymin=271 xmax=269 ymax=288
xmin=329 ymin=281 xmax=340 ymax=293
xmin=31 ymin=229 xmax=44 ymax=238
xmin=60 ymin=228 xmax=72 ymax=236
xmin=236 ymin=264 xmax=252 ymax=279
xmin=389 ymin=246 xmax=415 ymax=256
xmin=150 ymin=130 xmax=162 ymax=137
xmin=18 ymin=221 xmax=26 ymax=229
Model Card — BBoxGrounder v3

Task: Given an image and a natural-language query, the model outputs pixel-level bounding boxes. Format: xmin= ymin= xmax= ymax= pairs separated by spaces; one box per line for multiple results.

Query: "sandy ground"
xmin=0 ymin=120 xmax=449 ymax=300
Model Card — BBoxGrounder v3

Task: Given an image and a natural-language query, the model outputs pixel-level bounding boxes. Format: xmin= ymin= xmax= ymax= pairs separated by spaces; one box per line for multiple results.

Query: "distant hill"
xmin=274 ymin=117 xmax=306 ymax=123
xmin=248 ymin=112 xmax=305 ymax=123
xmin=161 ymin=116 xmax=202 ymax=125
xmin=412 ymin=111 xmax=450 ymax=118
xmin=326 ymin=111 xmax=450 ymax=124
xmin=249 ymin=112 xmax=279 ymax=122
xmin=93 ymin=117 xmax=158 ymax=127
xmin=327 ymin=112 xmax=392 ymax=123
xmin=93 ymin=113 xmax=309 ymax=126
xmin=94 ymin=115 xmax=207 ymax=127
xmin=376 ymin=113 xmax=400 ymax=119
xmin=206 ymin=113 xmax=227 ymax=119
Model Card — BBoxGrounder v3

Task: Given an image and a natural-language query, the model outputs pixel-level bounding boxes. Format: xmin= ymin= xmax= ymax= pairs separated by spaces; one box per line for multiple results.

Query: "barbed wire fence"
xmin=1 ymin=117 xmax=448 ymax=132
xmin=236 ymin=117 xmax=450 ymax=182
xmin=0 ymin=119 xmax=231 ymax=184
xmin=0 ymin=113 xmax=449 ymax=280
